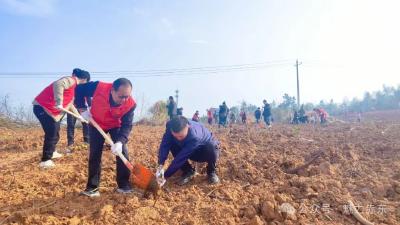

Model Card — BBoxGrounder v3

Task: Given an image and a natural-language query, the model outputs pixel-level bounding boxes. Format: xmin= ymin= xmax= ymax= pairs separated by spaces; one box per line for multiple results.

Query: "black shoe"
xmin=80 ymin=188 xmax=100 ymax=197
xmin=208 ymin=173 xmax=220 ymax=184
xmin=178 ymin=170 xmax=195 ymax=186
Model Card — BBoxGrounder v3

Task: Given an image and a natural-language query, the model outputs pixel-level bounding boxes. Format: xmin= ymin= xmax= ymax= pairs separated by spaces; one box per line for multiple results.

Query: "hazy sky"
xmin=0 ymin=0 xmax=399 ymax=118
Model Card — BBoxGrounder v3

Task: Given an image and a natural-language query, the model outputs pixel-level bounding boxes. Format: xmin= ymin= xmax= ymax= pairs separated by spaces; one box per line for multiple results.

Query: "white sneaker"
xmin=39 ymin=160 xmax=55 ymax=169
xmin=65 ymin=146 xmax=73 ymax=154
xmin=52 ymin=151 xmax=63 ymax=159
xmin=80 ymin=188 xmax=100 ymax=197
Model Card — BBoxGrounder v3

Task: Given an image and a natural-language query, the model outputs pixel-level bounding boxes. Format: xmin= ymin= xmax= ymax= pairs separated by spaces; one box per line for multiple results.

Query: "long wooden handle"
xmin=89 ymin=118 xmax=114 ymax=145
xmin=88 ymin=118 xmax=133 ymax=171
xmin=59 ymin=108 xmax=89 ymax=124
xmin=60 ymin=109 xmax=135 ymax=169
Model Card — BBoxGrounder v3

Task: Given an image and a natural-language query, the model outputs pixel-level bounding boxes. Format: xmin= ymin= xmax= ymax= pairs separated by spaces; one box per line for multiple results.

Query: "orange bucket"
xmin=130 ymin=163 xmax=155 ymax=190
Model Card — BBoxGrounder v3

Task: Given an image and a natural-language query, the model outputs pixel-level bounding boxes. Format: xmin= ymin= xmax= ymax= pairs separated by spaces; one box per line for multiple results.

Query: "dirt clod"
xmin=0 ymin=111 xmax=399 ymax=224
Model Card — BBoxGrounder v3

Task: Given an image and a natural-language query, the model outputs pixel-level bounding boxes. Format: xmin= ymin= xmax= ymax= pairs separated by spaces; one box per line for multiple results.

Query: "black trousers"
xmin=33 ymin=105 xmax=61 ymax=162
xmin=86 ymin=125 xmax=131 ymax=190
xmin=67 ymin=114 xmax=89 ymax=146
xmin=171 ymin=142 xmax=219 ymax=175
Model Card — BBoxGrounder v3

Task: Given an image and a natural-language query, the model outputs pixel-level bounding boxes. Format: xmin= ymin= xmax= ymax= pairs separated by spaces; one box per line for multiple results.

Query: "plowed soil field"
xmin=1 ymin=111 xmax=400 ymax=225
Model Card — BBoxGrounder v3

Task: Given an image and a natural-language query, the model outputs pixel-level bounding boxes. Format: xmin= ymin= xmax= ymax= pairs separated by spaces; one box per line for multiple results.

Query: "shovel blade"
xmin=130 ymin=163 xmax=155 ymax=190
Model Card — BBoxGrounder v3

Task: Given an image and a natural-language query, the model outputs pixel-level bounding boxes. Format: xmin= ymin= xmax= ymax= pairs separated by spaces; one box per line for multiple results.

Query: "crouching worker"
xmin=75 ymin=78 xmax=136 ymax=197
xmin=33 ymin=69 xmax=89 ymax=169
xmin=156 ymin=116 xmax=220 ymax=186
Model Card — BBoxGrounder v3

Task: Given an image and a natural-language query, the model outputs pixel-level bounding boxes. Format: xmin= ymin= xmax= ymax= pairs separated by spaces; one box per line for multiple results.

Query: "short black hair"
xmin=113 ymin=78 xmax=132 ymax=91
xmin=170 ymin=116 xmax=189 ymax=133
xmin=169 ymin=96 xmax=173 ymax=100
xmin=80 ymin=70 xmax=91 ymax=81
xmin=72 ymin=68 xmax=90 ymax=80
xmin=72 ymin=68 xmax=81 ymax=75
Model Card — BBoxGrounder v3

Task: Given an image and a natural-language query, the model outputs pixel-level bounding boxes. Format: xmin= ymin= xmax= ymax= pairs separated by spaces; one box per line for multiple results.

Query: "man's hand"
xmin=156 ymin=165 xmax=166 ymax=187
xmin=156 ymin=165 xmax=164 ymax=177
xmin=77 ymin=115 xmax=89 ymax=124
xmin=111 ymin=142 xmax=123 ymax=156
xmin=56 ymin=104 xmax=64 ymax=110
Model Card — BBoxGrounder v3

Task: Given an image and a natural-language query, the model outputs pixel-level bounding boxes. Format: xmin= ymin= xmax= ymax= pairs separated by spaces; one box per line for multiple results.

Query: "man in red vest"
xmin=75 ymin=78 xmax=136 ymax=197
xmin=33 ymin=69 xmax=90 ymax=169
xmin=207 ymin=109 xmax=213 ymax=125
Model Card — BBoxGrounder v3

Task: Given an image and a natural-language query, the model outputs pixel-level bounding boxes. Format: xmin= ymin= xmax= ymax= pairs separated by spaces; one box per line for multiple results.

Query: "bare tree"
xmin=0 ymin=94 xmax=13 ymax=118
xmin=148 ymin=100 xmax=168 ymax=123
xmin=0 ymin=95 xmax=37 ymax=125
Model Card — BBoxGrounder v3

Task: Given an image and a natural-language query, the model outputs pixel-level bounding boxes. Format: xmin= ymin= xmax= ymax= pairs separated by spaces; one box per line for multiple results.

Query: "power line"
xmin=0 ymin=60 xmax=293 ymax=78
xmin=0 ymin=64 xmax=291 ymax=78
xmin=94 ymin=59 xmax=294 ymax=74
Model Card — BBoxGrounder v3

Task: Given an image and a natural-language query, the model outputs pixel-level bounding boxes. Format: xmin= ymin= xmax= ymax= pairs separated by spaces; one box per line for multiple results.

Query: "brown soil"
xmin=1 ymin=111 xmax=400 ymax=224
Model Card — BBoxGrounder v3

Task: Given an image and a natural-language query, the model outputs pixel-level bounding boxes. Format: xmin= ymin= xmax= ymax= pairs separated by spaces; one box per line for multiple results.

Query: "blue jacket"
xmin=158 ymin=121 xmax=218 ymax=178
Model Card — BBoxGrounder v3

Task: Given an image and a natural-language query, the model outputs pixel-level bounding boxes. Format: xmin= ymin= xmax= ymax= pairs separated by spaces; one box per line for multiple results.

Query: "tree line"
xmin=1 ymin=84 xmax=399 ymax=125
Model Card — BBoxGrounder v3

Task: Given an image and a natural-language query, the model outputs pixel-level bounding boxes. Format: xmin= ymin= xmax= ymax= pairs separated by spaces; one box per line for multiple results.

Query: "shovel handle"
xmin=60 ymin=109 xmax=138 ymax=174
xmin=117 ymin=152 xmax=134 ymax=171
xmin=59 ymin=108 xmax=89 ymax=124
xmin=89 ymin=118 xmax=114 ymax=145
xmin=90 ymin=118 xmax=156 ymax=191
xmin=88 ymin=118 xmax=134 ymax=171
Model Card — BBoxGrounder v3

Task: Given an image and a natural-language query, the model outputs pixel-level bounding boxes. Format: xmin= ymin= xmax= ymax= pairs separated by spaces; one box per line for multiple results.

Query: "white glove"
xmin=56 ymin=104 xmax=64 ymax=110
xmin=81 ymin=110 xmax=92 ymax=122
xmin=77 ymin=115 xmax=89 ymax=124
xmin=111 ymin=142 xmax=123 ymax=156
xmin=156 ymin=165 xmax=166 ymax=187
xmin=156 ymin=165 xmax=164 ymax=177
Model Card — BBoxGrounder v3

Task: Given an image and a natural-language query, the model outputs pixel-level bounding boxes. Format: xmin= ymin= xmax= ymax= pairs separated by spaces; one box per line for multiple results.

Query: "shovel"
xmin=89 ymin=117 xmax=160 ymax=198
xmin=61 ymin=108 xmax=160 ymax=198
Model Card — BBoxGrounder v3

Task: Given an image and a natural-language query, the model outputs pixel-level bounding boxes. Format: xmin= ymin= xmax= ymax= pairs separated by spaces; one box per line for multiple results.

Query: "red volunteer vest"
xmin=35 ymin=76 xmax=77 ymax=116
xmin=91 ymin=82 xmax=136 ymax=130
xmin=316 ymin=109 xmax=328 ymax=119
xmin=207 ymin=111 xmax=212 ymax=118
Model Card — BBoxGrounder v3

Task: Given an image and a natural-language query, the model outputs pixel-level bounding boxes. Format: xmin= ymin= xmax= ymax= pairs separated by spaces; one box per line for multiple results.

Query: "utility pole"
xmin=295 ymin=59 xmax=302 ymax=108
xmin=139 ymin=93 xmax=145 ymax=118
xmin=175 ymin=89 xmax=179 ymax=107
